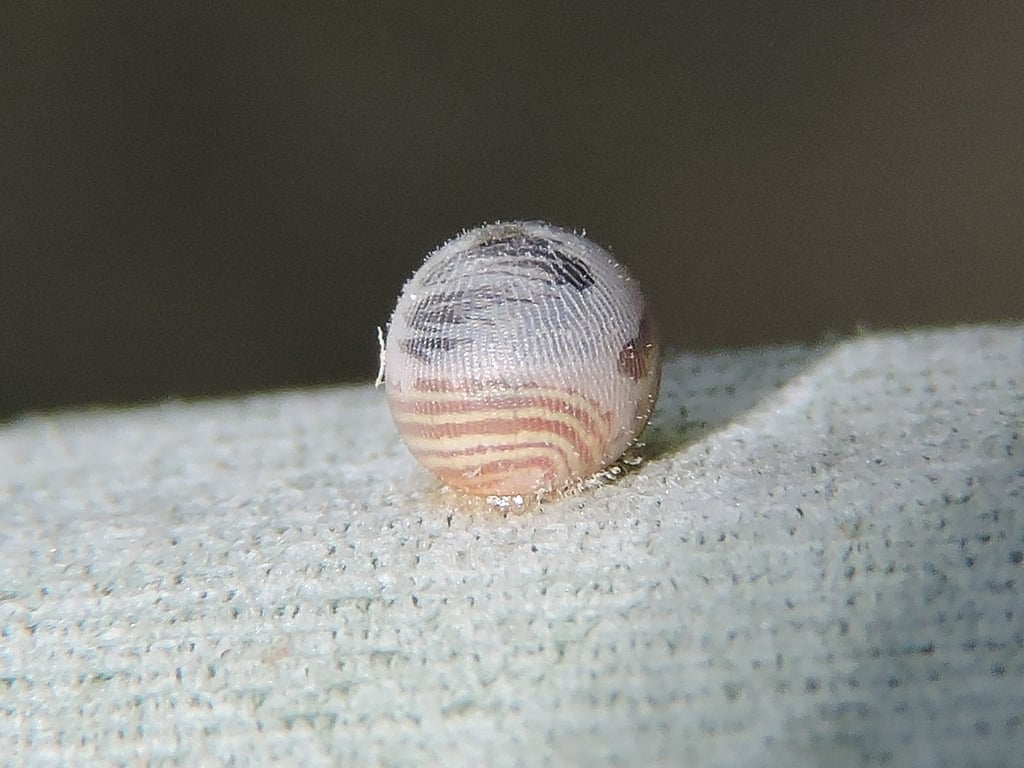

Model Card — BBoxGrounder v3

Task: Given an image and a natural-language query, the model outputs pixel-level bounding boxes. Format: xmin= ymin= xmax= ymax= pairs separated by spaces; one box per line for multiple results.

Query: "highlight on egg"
xmin=382 ymin=220 xmax=661 ymax=498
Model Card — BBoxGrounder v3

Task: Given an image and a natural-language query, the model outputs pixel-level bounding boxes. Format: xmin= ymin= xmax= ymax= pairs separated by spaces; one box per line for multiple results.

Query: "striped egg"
xmin=383 ymin=221 xmax=661 ymax=497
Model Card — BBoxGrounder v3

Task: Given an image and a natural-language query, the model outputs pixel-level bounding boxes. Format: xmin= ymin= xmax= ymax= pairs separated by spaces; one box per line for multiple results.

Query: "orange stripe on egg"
xmin=388 ymin=384 xmax=612 ymax=493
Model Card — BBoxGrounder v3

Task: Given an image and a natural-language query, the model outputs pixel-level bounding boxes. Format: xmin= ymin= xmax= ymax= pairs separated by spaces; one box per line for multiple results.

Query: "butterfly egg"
xmin=383 ymin=220 xmax=661 ymax=497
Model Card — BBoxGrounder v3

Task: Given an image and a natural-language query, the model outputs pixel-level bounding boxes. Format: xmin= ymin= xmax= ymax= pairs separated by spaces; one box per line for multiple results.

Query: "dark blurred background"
xmin=2 ymin=3 xmax=1021 ymax=419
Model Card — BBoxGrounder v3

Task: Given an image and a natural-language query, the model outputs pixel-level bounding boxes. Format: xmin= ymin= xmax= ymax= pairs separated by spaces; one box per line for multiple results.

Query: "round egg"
xmin=383 ymin=221 xmax=661 ymax=497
